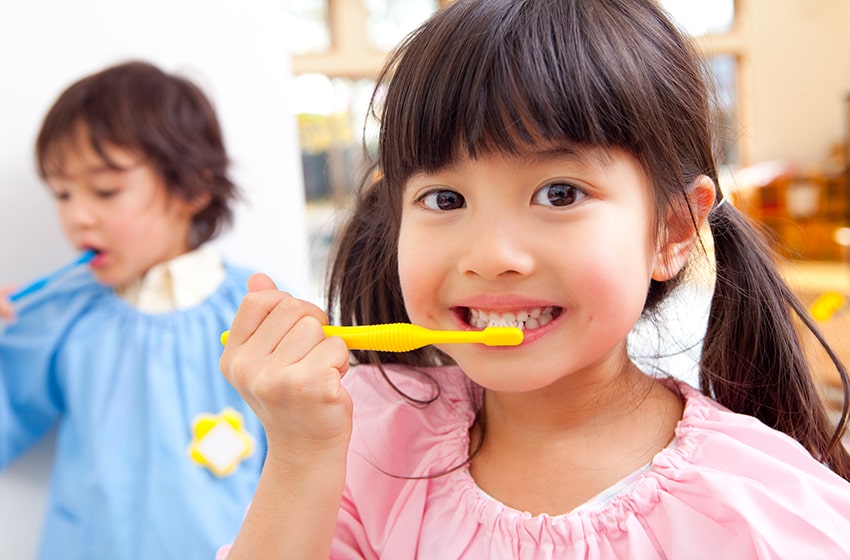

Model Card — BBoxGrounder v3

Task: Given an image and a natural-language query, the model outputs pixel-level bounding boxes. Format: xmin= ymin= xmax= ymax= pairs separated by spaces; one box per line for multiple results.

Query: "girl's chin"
xmin=90 ymin=270 xmax=126 ymax=288
xmin=449 ymin=346 xmax=577 ymax=390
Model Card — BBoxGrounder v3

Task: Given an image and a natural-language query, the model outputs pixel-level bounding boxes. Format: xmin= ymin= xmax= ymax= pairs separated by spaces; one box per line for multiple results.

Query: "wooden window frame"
xmin=291 ymin=0 xmax=454 ymax=79
xmin=292 ymin=0 xmax=751 ymax=165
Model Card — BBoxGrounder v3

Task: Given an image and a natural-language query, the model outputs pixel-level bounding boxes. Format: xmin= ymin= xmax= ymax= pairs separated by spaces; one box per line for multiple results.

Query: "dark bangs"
xmin=375 ymin=0 xmax=717 ymax=201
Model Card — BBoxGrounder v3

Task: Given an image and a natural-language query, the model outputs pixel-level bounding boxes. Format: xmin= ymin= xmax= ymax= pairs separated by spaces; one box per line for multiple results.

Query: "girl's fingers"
xmin=223 ymin=272 xmax=287 ymax=349
xmin=240 ymin=295 xmax=328 ymax=357
xmin=219 ymin=294 xmax=353 ymax=448
xmin=220 ymin=286 xmax=341 ymax=406
xmin=247 ymin=272 xmax=277 ymax=292
xmin=274 ymin=335 xmax=351 ymax=396
xmin=223 ymin=289 xmax=291 ymax=349
xmin=267 ymin=313 xmax=329 ymax=365
xmin=0 ymin=302 xmax=14 ymax=322
xmin=256 ymin=337 xmax=349 ymax=408
xmin=0 ymin=286 xmax=16 ymax=322
xmin=225 ymin=282 xmax=317 ymax=347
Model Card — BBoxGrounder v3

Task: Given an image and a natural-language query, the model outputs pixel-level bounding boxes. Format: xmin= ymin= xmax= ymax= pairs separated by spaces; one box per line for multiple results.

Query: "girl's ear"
xmin=652 ymin=175 xmax=716 ymax=281
xmin=190 ymin=192 xmax=213 ymax=214
xmin=178 ymin=191 xmax=212 ymax=217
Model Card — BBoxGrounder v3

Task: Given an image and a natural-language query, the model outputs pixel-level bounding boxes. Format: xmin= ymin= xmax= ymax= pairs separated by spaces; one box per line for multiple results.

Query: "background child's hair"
xmin=35 ymin=60 xmax=239 ymax=247
xmin=328 ymin=0 xmax=850 ymax=478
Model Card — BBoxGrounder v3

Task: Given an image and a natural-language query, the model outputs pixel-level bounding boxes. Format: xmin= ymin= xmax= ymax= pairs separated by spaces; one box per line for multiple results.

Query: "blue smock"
xmin=0 ymin=263 xmax=266 ymax=560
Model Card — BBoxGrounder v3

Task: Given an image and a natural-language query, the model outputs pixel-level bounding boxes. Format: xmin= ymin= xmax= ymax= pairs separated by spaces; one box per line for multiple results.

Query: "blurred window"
xmin=660 ymin=0 xmax=736 ymax=36
xmin=293 ymin=74 xmax=378 ymax=202
xmin=290 ymin=1 xmax=443 ymax=204
xmin=364 ymin=0 xmax=439 ymax=51
xmin=289 ymin=0 xmax=331 ymax=54
xmin=710 ymin=54 xmax=740 ymax=167
xmin=662 ymin=0 xmax=742 ymax=167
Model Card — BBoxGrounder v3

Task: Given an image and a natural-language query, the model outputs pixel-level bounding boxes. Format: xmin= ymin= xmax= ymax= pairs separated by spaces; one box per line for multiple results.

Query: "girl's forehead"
xmin=42 ymin=135 xmax=143 ymax=181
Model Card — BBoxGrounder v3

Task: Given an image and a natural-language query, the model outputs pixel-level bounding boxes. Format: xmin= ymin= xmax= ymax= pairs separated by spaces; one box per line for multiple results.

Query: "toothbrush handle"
xmin=8 ymin=250 xmax=96 ymax=303
xmin=220 ymin=324 xmax=521 ymax=350
xmin=220 ymin=326 xmax=425 ymax=350
xmin=322 ymin=323 xmax=432 ymax=351
xmin=322 ymin=324 xmax=488 ymax=351
xmin=9 ymin=279 xmax=50 ymax=302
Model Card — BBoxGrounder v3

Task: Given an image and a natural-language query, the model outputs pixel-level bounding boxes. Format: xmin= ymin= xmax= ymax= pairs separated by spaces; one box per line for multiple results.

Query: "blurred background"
xmin=3 ymin=0 xmax=850 ymax=555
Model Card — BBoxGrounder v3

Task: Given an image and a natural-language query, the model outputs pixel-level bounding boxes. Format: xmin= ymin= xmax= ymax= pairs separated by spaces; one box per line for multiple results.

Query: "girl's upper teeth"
xmin=469 ymin=307 xmax=556 ymax=330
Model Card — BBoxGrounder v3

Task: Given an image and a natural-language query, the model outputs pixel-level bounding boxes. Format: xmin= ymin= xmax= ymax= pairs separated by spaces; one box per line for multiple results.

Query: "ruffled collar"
xmin=424 ymin=371 xmax=714 ymax=546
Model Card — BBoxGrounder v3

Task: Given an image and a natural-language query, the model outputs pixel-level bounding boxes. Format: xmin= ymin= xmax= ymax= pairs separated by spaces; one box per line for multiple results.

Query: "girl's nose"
xmin=62 ymin=197 xmax=98 ymax=229
xmin=457 ymin=215 xmax=536 ymax=279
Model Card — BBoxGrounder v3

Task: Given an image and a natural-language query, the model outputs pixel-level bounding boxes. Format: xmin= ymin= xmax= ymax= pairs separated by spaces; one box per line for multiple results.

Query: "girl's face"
xmin=45 ymin=132 xmax=198 ymax=288
xmin=398 ymin=147 xmax=668 ymax=392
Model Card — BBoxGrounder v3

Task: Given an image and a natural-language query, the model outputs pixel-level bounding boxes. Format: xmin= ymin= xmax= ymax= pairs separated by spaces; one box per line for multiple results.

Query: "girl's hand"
xmin=219 ymin=273 xmax=353 ymax=461
xmin=221 ymin=274 xmax=353 ymax=558
xmin=0 ymin=286 xmax=16 ymax=322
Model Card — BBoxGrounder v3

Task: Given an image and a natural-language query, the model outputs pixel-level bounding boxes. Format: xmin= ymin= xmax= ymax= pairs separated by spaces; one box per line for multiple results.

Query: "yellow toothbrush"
xmin=220 ymin=323 xmax=523 ymax=351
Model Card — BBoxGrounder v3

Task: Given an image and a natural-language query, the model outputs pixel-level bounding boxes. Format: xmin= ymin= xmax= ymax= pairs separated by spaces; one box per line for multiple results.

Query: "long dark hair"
xmin=327 ymin=0 xmax=850 ymax=479
xmin=36 ymin=60 xmax=239 ymax=247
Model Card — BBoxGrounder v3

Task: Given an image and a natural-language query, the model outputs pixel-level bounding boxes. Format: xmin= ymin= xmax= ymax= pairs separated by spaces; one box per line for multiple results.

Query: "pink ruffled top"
xmin=330 ymin=365 xmax=850 ymax=559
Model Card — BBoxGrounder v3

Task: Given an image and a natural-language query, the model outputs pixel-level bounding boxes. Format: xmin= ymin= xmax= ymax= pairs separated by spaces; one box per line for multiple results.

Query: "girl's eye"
xmin=52 ymin=191 xmax=70 ymax=202
xmin=418 ymin=189 xmax=466 ymax=211
xmin=532 ymin=182 xmax=586 ymax=207
xmin=95 ymin=189 xmax=118 ymax=199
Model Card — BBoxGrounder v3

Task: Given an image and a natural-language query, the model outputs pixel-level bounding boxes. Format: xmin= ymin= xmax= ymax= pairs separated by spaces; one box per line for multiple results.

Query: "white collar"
xmin=116 ymin=247 xmax=225 ymax=313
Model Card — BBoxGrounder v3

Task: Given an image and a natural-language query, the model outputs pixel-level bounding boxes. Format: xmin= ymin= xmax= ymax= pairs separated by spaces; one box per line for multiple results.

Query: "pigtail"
xmin=702 ymin=201 xmax=850 ymax=480
xmin=326 ymin=174 xmax=446 ymax=369
xmin=325 ymin=172 xmax=446 ymax=409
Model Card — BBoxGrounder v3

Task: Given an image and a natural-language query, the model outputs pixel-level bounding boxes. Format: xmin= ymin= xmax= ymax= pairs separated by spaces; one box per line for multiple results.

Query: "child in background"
xmin=0 ymin=61 xmax=266 ymax=560
xmin=219 ymin=0 xmax=850 ymax=558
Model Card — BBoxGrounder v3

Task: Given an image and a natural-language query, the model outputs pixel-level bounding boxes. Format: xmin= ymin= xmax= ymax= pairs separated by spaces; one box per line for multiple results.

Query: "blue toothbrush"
xmin=9 ymin=249 xmax=97 ymax=302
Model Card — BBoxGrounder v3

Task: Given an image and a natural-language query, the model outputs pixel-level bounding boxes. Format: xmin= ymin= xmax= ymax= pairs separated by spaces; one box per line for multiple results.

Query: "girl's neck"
xmin=482 ymin=358 xmax=659 ymax=433
xmin=469 ymin=362 xmax=683 ymax=516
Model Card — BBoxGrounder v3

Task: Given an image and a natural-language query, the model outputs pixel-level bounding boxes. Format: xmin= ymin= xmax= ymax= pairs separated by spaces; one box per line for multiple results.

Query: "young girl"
xmin=0 ymin=61 xmax=266 ymax=559
xmin=219 ymin=1 xmax=850 ymax=558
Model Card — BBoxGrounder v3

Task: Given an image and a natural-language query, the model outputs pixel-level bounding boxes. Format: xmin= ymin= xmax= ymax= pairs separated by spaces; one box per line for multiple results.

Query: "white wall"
xmin=0 ymin=1 xmax=308 ymax=556
xmin=746 ymin=0 xmax=850 ymax=166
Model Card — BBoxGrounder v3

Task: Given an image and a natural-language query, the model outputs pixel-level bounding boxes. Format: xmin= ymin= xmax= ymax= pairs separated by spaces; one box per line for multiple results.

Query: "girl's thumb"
xmin=247 ymin=272 xmax=278 ymax=292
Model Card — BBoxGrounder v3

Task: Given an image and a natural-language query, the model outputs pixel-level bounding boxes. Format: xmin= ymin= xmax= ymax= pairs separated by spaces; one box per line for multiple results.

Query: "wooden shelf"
xmin=735 ymin=170 xmax=849 ymax=261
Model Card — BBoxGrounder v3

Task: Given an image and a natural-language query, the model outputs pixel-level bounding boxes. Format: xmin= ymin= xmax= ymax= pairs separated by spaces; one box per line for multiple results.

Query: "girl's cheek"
xmin=397 ymin=262 xmax=431 ymax=321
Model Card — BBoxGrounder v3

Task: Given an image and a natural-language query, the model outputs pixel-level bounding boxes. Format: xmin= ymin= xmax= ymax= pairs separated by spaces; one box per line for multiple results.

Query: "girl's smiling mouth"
xmin=461 ymin=306 xmax=563 ymax=330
